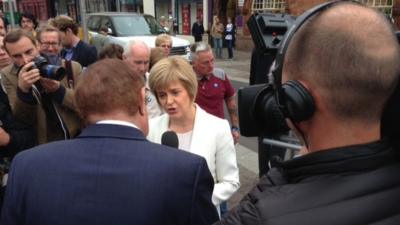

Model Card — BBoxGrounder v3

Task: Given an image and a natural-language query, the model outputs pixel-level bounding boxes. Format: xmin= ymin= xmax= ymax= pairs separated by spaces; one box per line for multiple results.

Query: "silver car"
xmin=87 ymin=12 xmax=191 ymax=59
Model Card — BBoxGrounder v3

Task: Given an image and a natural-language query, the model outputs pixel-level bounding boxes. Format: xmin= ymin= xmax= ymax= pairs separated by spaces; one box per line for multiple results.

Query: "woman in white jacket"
xmin=147 ymin=56 xmax=240 ymax=215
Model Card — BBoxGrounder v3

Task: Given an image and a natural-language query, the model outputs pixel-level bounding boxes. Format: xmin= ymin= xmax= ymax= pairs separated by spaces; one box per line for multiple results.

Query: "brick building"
xmin=242 ymin=0 xmax=400 ymax=35
xmin=286 ymin=0 xmax=399 ymax=28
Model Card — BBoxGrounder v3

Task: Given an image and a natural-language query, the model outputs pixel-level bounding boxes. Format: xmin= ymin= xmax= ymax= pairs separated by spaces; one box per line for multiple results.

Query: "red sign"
xmin=182 ymin=4 xmax=191 ymax=35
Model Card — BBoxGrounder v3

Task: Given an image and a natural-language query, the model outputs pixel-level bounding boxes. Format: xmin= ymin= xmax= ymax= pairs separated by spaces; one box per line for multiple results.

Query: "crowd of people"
xmin=0 ymin=1 xmax=399 ymax=224
xmin=193 ymin=15 xmax=236 ymax=60
xmin=0 ymin=10 xmax=242 ymax=224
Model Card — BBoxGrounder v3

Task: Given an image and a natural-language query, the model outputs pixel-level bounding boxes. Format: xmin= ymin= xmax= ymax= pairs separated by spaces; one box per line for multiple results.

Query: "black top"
xmin=217 ymin=139 xmax=400 ymax=225
xmin=0 ymin=87 xmax=36 ymax=159
xmin=61 ymin=40 xmax=97 ymax=67
xmin=192 ymin=22 xmax=204 ymax=42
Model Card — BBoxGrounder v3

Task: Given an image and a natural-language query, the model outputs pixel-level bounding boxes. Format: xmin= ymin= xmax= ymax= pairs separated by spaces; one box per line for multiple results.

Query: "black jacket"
xmin=0 ymin=87 xmax=36 ymax=159
xmin=61 ymin=40 xmax=97 ymax=68
xmin=192 ymin=22 xmax=204 ymax=42
xmin=217 ymin=140 xmax=400 ymax=225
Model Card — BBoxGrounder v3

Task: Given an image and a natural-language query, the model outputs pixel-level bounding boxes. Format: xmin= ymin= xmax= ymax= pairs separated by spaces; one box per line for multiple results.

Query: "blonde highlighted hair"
xmin=149 ymin=56 xmax=197 ymax=102
xmin=155 ymin=33 xmax=173 ymax=47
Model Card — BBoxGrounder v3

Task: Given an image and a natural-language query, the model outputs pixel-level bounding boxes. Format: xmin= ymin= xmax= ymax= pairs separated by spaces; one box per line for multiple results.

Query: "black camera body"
xmin=239 ymin=13 xmax=295 ymax=137
xmin=247 ymin=13 xmax=295 ymax=55
xmin=32 ymin=56 xmax=66 ymax=81
xmin=241 ymin=9 xmax=400 ymax=152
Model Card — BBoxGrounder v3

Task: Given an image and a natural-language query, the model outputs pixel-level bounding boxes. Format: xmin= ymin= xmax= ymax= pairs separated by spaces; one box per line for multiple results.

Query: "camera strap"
xmin=65 ymin=60 xmax=74 ymax=88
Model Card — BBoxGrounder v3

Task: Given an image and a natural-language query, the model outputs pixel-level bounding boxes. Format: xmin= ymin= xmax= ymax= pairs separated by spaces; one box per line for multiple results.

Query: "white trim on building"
xmin=252 ymin=0 xmax=285 ymax=13
xmin=250 ymin=0 xmax=393 ymax=16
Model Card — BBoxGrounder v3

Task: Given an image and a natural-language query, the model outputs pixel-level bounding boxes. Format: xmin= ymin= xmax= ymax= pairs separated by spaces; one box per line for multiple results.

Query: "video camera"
xmin=31 ymin=56 xmax=66 ymax=81
xmin=239 ymin=13 xmax=295 ymax=137
xmin=247 ymin=13 xmax=295 ymax=54
xmin=240 ymin=12 xmax=400 ymax=153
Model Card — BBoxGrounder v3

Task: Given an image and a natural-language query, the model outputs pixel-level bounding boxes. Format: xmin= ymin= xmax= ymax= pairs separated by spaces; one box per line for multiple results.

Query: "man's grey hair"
xmin=123 ymin=40 xmax=150 ymax=58
xmin=190 ymin=42 xmax=212 ymax=62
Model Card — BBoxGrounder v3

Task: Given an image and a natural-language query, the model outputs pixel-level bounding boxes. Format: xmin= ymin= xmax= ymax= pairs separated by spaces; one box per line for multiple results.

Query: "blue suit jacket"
xmin=61 ymin=40 xmax=97 ymax=67
xmin=1 ymin=124 xmax=219 ymax=225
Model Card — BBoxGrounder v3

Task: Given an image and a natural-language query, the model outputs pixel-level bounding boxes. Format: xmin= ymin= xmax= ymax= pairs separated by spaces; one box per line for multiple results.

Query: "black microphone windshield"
xmin=161 ymin=131 xmax=179 ymax=148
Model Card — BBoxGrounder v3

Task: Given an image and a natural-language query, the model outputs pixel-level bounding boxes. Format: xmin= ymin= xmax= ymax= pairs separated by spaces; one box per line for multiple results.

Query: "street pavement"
xmin=215 ymin=50 xmax=253 ymax=84
xmin=214 ymin=49 xmax=262 ymax=209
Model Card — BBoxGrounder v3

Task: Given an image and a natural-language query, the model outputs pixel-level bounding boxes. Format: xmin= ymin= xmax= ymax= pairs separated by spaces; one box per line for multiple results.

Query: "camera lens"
xmin=42 ymin=65 xmax=66 ymax=81
xmin=33 ymin=56 xmax=66 ymax=81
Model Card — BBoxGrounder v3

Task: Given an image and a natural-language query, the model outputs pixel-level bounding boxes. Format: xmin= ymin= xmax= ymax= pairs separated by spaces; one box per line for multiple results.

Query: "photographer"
xmin=36 ymin=25 xmax=82 ymax=90
xmin=0 ymin=34 xmax=36 ymax=212
xmin=217 ymin=2 xmax=400 ymax=224
xmin=1 ymin=29 xmax=81 ymax=144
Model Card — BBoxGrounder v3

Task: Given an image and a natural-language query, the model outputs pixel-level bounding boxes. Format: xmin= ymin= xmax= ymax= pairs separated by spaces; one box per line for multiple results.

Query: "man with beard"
xmin=1 ymin=29 xmax=81 ymax=144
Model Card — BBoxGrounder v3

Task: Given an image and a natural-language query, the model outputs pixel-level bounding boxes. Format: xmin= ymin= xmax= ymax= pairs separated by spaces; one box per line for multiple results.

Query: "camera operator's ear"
xmin=281 ymin=80 xmax=315 ymax=123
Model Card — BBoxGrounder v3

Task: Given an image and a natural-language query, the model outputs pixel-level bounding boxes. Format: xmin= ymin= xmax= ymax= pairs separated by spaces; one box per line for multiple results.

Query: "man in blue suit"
xmin=1 ymin=59 xmax=219 ymax=225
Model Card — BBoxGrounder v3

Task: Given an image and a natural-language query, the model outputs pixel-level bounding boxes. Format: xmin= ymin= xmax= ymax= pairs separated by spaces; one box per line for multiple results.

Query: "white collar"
xmin=96 ymin=120 xmax=139 ymax=129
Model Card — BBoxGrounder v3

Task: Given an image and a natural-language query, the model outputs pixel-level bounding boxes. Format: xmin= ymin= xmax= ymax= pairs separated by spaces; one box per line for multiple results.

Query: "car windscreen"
xmin=112 ymin=15 xmax=165 ymax=36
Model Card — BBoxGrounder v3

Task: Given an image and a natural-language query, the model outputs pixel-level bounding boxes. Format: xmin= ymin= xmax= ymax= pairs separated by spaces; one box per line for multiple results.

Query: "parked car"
xmin=87 ymin=12 xmax=191 ymax=59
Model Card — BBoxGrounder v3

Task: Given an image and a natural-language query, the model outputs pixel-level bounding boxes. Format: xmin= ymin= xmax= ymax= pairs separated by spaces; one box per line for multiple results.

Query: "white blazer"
xmin=147 ymin=105 xmax=240 ymax=206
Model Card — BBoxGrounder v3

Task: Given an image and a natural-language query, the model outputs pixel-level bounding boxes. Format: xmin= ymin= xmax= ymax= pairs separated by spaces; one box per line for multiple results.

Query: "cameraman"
xmin=217 ymin=2 xmax=400 ymax=224
xmin=1 ymin=29 xmax=81 ymax=144
xmin=36 ymin=25 xmax=82 ymax=93
xmin=0 ymin=34 xmax=36 ymax=212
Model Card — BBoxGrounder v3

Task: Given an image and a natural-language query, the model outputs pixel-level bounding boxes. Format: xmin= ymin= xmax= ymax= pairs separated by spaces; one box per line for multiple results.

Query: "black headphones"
xmin=271 ymin=0 xmax=359 ymax=123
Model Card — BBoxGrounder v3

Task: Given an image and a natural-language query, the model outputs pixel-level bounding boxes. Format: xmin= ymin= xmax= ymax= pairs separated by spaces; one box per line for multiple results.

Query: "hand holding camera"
xmin=40 ymin=78 xmax=60 ymax=93
xmin=18 ymin=62 xmax=41 ymax=93
xmin=18 ymin=56 xmax=66 ymax=93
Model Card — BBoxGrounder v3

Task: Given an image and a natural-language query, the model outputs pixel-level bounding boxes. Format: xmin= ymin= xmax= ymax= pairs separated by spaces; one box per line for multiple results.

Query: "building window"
xmin=252 ymin=0 xmax=286 ymax=13
xmin=85 ymin=0 xmax=108 ymax=13
xmin=358 ymin=0 xmax=393 ymax=16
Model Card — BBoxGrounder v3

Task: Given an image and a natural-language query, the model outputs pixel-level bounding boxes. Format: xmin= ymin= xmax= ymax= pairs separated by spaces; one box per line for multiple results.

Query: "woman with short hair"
xmin=155 ymin=33 xmax=173 ymax=56
xmin=147 ymin=56 xmax=240 ymax=216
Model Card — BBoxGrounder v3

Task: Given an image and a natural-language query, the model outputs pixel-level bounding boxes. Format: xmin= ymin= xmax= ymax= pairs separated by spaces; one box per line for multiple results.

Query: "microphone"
xmin=161 ymin=131 xmax=179 ymax=148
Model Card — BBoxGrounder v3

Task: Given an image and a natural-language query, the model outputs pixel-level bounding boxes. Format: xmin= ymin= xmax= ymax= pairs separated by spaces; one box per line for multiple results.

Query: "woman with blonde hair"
xmin=147 ymin=56 xmax=240 ymax=216
xmin=155 ymin=33 xmax=173 ymax=56
xmin=211 ymin=16 xmax=224 ymax=59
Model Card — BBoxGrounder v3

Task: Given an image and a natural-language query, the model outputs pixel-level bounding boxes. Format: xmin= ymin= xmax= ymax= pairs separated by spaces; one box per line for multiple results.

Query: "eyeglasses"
xmin=160 ymin=44 xmax=172 ymax=49
xmin=40 ymin=42 xmax=60 ymax=48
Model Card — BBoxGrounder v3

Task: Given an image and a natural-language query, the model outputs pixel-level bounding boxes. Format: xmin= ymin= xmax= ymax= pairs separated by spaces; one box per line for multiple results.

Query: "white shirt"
xmin=177 ymin=130 xmax=193 ymax=151
xmin=96 ymin=120 xmax=139 ymax=130
xmin=225 ymin=23 xmax=233 ymax=40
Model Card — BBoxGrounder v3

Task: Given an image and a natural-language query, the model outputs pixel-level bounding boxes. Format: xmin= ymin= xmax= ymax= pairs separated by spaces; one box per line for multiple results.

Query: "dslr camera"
xmin=32 ymin=56 xmax=66 ymax=81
